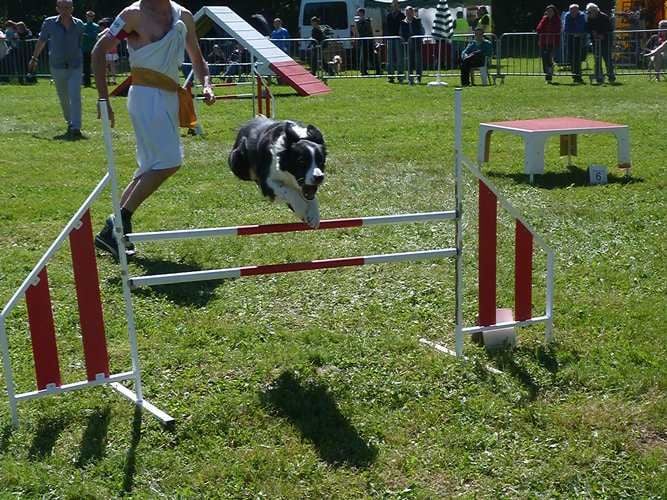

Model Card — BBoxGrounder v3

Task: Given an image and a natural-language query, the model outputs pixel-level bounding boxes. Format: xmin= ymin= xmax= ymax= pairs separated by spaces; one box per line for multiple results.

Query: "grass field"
xmin=0 ymin=76 xmax=665 ymax=498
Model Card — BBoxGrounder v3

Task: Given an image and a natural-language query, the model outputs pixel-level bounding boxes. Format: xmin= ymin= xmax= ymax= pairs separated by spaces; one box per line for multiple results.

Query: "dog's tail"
xmin=228 ymin=137 xmax=253 ymax=181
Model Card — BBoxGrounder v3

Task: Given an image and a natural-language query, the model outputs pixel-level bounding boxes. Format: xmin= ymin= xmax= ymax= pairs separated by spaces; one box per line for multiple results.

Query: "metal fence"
xmin=497 ymin=28 xmax=666 ymax=81
xmin=1 ymin=29 xmax=664 ymax=84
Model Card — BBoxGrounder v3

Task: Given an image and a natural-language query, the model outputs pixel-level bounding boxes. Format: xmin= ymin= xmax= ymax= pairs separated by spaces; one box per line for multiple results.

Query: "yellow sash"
xmin=130 ymin=67 xmax=197 ymax=129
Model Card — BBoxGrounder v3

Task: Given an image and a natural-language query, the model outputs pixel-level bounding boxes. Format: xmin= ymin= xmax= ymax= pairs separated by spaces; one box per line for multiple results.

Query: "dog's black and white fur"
xmin=228 ymin=117 xmax=326 ymax=228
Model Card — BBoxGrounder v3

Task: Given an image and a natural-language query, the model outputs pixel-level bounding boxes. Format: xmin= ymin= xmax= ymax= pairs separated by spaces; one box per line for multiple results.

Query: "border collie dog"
xmin=228 ymin=117 xmax=326 ymax=228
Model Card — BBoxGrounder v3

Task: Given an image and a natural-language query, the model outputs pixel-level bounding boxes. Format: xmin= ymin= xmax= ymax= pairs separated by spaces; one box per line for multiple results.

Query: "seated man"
xmin=460 ymin=26 xmax=492 ymax=86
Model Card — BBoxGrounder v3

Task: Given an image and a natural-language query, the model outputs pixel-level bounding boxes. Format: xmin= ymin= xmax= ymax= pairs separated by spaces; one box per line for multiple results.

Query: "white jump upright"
xmin=2 ymin=90 xmax=555 ymax=428
xmin=0 ymin=100 xmax=173 ymax=428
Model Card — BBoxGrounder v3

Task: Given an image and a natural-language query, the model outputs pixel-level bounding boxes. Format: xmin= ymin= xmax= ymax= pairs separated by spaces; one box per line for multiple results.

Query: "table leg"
xmin=478 ymin=127 xmax=493 ymax=165
xmin=559 ymin=134 xmax=577 ymax=165
xmin=614 ymin=129 xmax=631 ymax=175
xmin=524 ymin=134 xmax=548 ymax=181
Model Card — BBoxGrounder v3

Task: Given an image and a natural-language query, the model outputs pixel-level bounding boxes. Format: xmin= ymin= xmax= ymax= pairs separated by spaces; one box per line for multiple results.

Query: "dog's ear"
xmin=284 ymin=122 xmax=301 ymax=145
xmin=306 ymin=125 xmax=324 ymax=145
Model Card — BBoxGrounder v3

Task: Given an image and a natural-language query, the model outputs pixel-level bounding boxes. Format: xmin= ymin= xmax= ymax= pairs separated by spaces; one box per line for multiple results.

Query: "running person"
xmin=92 ymin=0 xmax=215 ymax=260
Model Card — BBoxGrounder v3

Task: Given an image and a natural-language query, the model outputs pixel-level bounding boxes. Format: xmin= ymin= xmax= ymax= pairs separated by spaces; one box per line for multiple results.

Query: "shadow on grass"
xmin=260 ymin=371 xmax=378 ymax=468
xmin=535 ymin=344 xmax=559 ymax=374
xmin=0 ymin=424 xmax=13 ymax=453
xmin=28 ymin=415 xmax=68 ymax=459
xmin=130 ymin=256 xmax=221 ymax=307
xmin=486 ymin=164 xmax=643 ymax=189
xmin=29 ymin=132 xmax=89 ymax=142
xmin=482 ymin=344 xmax=562 ymax=402
xmin=76 ymin=407 xmax=111 ymax=467
xmin=492 ymin=349 xmax=541 ymax=402
xmin=122 ymin=407 xmax=143 ymax=495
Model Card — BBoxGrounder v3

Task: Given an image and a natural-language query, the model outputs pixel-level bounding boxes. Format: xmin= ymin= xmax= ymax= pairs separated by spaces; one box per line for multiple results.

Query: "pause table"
xmin=477 ymin=117 xmax=631 ymax=182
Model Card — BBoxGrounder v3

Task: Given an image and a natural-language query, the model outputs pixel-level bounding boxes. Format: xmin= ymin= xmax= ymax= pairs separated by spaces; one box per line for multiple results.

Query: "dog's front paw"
xmin=304 ymin=197 xmax=320 ymax=229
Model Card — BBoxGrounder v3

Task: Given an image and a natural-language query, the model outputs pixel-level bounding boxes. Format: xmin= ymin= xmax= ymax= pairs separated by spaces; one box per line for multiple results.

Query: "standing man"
xmin=385 ymin=0 xmax=405 ymax=83
xmin=585 ymin=3 xmax=616 ymax=84
xmin=309 ymin=16 xmax=326 ymax=75
xmin=354 ymin=8 xmax=374 ymax=75
xmin=563 ymin=3 xmax=587 ymax=84
xmin=399 ymin=6 xmax=424 ymax=85
xmin=81 ymin=11 xmax=99 ymax=87
xmin=91 ymin=0 xmax=215 ymax=261
xmin=27 ymin=0 xmax=85 ymax=139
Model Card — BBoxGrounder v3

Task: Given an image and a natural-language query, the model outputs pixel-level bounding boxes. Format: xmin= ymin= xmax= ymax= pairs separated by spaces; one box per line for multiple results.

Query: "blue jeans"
xmin=593 ymin=39 xmax=615 ymax=82
xmin=51 ymin=66 xmax=82 ymax=130
xmin=406 ymin=39 xmax=422 ymax=83
xmin=386 ymin=39 xmax=404 ymax=78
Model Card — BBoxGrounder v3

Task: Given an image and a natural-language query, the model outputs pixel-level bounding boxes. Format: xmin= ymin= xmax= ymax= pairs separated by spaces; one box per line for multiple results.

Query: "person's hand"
xmin=27 ymin=58 xmax=37 ymax=74
xmin=97 ymin=99 xmax=115 ymax=128
xmin=202 ymin=86 xmax=216 ymax=106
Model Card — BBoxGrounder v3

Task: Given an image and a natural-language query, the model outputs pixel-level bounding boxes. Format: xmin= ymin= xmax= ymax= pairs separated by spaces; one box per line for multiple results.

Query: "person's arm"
xmin=27 ymin=39 xmax=46 ymax=72
xmin=536 ymin=16 xmax=546 ymax=33
xmin=92 ymin=10 xmax=135 ymax=127
xmin=182 ymin=10 xmax=215 ymax=105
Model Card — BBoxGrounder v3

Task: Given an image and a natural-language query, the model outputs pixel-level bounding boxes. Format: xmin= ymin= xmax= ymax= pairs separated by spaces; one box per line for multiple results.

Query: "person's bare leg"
xmin=121 ymin=166 xmax=179 ymax=212
xmin=120 ymin=178 xmax=140 ymax=206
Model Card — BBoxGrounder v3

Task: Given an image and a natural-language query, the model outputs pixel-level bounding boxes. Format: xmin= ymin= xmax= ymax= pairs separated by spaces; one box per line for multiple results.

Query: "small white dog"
xmin=328 ymin=55 xmax=342 ymax=76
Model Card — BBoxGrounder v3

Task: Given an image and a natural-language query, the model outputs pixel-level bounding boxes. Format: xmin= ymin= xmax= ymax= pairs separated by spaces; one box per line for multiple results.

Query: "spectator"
xmin=15 ymin=22 xmax=33 ymax=41
xmin=563 ymin=3 xmax=586 ymax=84
xmin=353 ymin=8 xmax=374 ymax=76
xmin=309 ymin=16 xmax=326 ymax=75
xmin=385 ymin=0 xmax=405 ymax=83
xmin=223 ymin=44 xmax=243 ymax=82
xmin=621 ymin=3 xmax=645 ymax=63
xmin=206 ymin=44 xmax=225 ymax=76
xmin=585 ymin=3 xmax=616 ymax=84
xmin=0 ymin=29 xmax=8 ymax=61
xmin=81 ymin=11 xmax=99 ymax=87
xmin=453 ymin=10 xmax=470 ymax=35
xmin=2 ymin=21 xmax=19 ymax=83
xmin=4 ymin=21 xmax=18 ymax=49
xmin=271 ymin=18 xmax=290 ymax=53
xmin=621 ymin=2 xmax=644 ymax=30
xmin=536 ymin=4 xmax=561 ymax=83
xmin=250 ymin=13 xmax=271 ymax=36
xmin=644 ymin=19 xmax=667 ymax=78
xmin=27 ymin=0 xmax=86 ymax=139
xmin=399 ymin=6 xmax=424 ymax=85
xmin=472 ymin=6 xmax=491 ymax=33
xmin=460 ymin=26 xmax=493 ymax=86
xmin=13 ymin=22 xmax=33 ymax=84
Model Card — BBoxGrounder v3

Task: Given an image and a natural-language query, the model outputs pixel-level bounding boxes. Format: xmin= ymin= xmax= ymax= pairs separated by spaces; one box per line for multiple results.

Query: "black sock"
xmin=120 ymin=207 xmax=133 ymax=234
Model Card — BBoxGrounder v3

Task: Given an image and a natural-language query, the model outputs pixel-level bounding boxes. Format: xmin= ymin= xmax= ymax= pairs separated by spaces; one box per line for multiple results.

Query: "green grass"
xmin=0 ymin=76 xmax=665 ymax=498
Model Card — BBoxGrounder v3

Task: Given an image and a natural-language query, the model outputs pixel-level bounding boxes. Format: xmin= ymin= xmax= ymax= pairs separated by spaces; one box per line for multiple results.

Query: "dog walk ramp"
xmin=194 ymin=6 xmax=331 ymax=97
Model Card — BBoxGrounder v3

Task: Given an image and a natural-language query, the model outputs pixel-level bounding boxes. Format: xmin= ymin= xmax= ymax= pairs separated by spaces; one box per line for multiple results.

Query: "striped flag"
xmin=432 ymin=0 xmax=454 ymax=40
